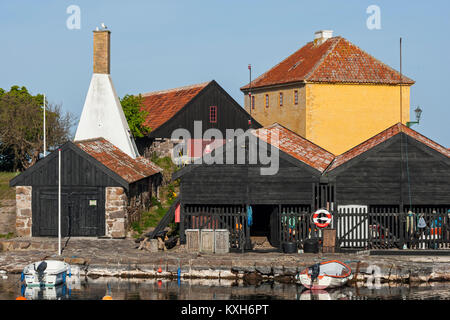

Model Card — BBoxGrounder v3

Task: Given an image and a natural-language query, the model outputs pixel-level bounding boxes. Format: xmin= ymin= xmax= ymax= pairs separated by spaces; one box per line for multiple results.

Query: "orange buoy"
xmin=157 ymin=280 xmax=162 ymax=288
xmin=102 ymin=295 xmax=113 ymax=300
xmin=158 ymin=267 xmax=162 ymax=273
xmin=16 ymin=296 xmax=27 ymax=300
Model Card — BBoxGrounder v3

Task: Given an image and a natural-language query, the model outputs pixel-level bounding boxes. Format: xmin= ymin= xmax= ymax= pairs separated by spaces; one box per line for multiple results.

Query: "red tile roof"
xmin=241 ymin=36 xmax=414 ymax=90
xmin=75 ymin=138 xmax=162 ymax=183
xmin=140 ymin=82 xmax=210 ymax=131
xmin=328 ymin=123 xmax=450 ymax=171
xmin=252 ymin=123 xmax=335 ymax=173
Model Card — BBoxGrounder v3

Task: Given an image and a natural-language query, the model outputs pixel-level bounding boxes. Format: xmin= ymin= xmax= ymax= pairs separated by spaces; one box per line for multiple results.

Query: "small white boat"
xmin=296 ymin=260 xmax=352 ymax=290
xmin=21 ymin=260 xmax=72 ymax=287
xmin=24 ymin=284 xmax=68 ymax=300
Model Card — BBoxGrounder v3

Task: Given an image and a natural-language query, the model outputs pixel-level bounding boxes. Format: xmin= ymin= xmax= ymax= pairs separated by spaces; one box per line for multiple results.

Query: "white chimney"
xmin=314 ymin=30 xmax=333 ymax=45
xmin=74 ymin=28 xmax=140 ymax=159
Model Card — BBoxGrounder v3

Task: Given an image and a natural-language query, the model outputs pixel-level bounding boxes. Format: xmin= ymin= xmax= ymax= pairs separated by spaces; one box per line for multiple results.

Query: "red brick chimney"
xmin=93 ymin=30 xmax=111 ymax=74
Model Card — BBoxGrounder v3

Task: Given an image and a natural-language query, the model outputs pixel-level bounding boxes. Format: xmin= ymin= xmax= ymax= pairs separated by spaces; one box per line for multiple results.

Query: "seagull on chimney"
xmin=101 ymin=23 xmax=108 ymax=30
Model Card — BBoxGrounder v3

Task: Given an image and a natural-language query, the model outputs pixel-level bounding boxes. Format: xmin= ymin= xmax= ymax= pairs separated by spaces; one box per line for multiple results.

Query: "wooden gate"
xmin=183 ymin=205 xmax=249 ymax=251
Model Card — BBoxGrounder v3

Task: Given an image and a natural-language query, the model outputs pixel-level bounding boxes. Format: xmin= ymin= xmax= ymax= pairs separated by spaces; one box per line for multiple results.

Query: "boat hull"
xmin=297 ymin=273 xmax=350 ymax=290
xmin=296 ymin=260 xmax=352 ymax=290
xmin=22 ymin=260 xmax=71 ymax=287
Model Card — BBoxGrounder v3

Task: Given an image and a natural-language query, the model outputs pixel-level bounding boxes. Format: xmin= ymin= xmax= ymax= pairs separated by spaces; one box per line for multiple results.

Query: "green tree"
xmin=120 ymin=94 xmax=151 ymax=138
xmin=0 ymin=86 xmax=76 ymax=171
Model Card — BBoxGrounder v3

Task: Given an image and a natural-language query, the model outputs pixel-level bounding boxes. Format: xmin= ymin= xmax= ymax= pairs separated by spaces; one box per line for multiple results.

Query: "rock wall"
xmin=142 ymin=138 xmax=176 ymax=158
xmin=105 ymin=187 xmax=127 ymax=238
xmin=15 ymin=186 xmax=32 ymax=237
xmin=0 ymin=200 xmax=16 ymax=235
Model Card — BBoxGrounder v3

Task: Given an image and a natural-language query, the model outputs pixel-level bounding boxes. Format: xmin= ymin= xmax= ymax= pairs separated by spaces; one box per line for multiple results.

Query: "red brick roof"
xmin=241 ymin=36 xmax=415 ymax=90
xmin=75 ymin=138 xmax=162 ymax=183
xmin=328 ymin=123 xmax=450 ymax=171
xmin=252 ymin=123 xmax=335 ymax=173
xmin=140 ymin=82 xmax=210 ymax=131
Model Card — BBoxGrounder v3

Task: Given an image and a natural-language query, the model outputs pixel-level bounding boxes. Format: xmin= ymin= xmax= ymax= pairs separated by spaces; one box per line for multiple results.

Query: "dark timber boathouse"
xmin=173 ymin=123 xmax=450 ymax=251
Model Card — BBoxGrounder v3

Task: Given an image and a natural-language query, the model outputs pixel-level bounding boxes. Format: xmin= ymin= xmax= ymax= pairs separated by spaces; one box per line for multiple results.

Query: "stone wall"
xmin=105 ymin=187 xmax=127 ymax=238
xmin=15 ymin=186 xmax=32 ymax=237
xmin=142 ymin=138 xmax=176 ymax=158
xmin=0 ymin=200 xmax=16 ymax=235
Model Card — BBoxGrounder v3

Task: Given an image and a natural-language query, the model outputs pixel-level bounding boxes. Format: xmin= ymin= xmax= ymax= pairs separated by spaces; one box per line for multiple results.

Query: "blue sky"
xmin=1 ymin=0 xmax=449 ymax=147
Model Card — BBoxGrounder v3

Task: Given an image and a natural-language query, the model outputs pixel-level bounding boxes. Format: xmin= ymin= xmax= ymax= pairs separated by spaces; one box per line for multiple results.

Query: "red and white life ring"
xmin=312 ymin=209 xmax=332 ymax=228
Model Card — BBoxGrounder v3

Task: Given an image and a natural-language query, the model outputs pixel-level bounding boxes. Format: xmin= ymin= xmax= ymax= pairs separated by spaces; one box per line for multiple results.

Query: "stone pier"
xmin=1 ymin=238 xmax=450 ymax=285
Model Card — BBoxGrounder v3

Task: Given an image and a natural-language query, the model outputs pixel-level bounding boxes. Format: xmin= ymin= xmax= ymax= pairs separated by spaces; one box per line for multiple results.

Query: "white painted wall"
xmin=74 ymin=73 xmax=139 ymax=158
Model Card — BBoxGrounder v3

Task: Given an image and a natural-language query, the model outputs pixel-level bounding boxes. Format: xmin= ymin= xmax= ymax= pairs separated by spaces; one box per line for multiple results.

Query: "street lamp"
xmin=406 ymin=106 xmax=422 ymax=128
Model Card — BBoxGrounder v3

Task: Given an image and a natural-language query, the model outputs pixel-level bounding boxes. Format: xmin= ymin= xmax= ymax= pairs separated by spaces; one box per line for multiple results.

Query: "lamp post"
xmin=406 ymin=106 xmax=422 ymax=128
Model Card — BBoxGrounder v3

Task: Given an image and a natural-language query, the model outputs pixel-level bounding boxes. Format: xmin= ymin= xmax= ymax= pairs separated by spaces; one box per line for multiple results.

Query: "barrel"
xmin=282 ymin=242 xmax=297 ymax=254
xmin=303 ymin=239 xmax=319 ymax=253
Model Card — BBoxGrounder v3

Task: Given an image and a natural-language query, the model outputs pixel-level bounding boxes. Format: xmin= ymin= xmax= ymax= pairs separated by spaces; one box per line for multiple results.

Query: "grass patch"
xmin=130 ymin=156 xmax=180 ymax=238
xmin=0 ymin=171 xmax=19 ymax=200
xmin=0 ymin=232 xmax=15 ymax=239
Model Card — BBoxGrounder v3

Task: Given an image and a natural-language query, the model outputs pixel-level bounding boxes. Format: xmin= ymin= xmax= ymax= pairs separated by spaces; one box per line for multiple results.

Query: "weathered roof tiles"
xmin=75 ymin=138 xmax=162 ymax=183
xmin=140 ymin=82 xmax=210 ymax=132
xmin=252 ymin=123 xmax=335 ymax=173
xmin=241 ymin=36 xmax=415 ymax=91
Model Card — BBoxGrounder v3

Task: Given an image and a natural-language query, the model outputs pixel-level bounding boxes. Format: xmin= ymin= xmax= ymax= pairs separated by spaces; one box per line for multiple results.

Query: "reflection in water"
xmin=1 ymin=274 xmax=450 ymax=300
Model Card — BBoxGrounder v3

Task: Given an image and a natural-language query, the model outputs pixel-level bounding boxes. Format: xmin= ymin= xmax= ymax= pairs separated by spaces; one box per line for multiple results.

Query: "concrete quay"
xmin=1 ymin=237 xmax=450 ymax=285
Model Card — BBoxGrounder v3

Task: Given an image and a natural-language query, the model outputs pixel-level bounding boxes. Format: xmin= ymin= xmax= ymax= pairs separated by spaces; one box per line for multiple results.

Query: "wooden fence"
xmin=279 ymin=207 xmax=450 ymax=250
xmin=183 ymin=205 xmax=249 ymax=251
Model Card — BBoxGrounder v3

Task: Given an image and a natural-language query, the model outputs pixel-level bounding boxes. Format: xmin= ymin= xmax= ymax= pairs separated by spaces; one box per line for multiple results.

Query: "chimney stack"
xmin=93 ymin=30 xmax=111 ymax=74
xmin=314 ymin=30 xmax=333 ymax=45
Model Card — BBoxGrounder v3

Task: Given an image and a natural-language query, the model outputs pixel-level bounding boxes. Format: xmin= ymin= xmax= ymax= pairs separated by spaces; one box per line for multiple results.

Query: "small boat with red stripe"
xmin=296 ymin=260 xmax=352 ymax=290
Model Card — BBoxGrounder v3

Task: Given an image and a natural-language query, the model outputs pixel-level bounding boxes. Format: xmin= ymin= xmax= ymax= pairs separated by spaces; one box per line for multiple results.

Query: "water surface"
xmin=1 ymin=274 xmax=450 ymax=300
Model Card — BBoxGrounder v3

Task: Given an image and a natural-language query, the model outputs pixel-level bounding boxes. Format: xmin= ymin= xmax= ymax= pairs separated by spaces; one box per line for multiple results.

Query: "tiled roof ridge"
xmin=141 ymin=81 xmax=211 ymax=97
xmin=400 ymin=124 xmax=450 ymax=157
xmin=240 ymin=38 xmax=340 ymax=91
xmin=327 ymin=123 xmax=450 ymax=172
xmin=303 ymin=36 xmax=342 ymax=81
xmin=324 ymin=37 xmax=415 ymax=85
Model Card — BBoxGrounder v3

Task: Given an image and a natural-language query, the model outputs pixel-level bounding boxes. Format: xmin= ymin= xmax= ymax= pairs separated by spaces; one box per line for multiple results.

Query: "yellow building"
xmin=241 ymin=30 xmax=415 ymax=155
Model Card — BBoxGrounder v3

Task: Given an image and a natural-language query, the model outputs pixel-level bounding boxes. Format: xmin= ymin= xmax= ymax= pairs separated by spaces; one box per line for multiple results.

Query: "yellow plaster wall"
xmin=244 ymin=85 xmax=306 ymax=136
xmin=305 ymin=83 xmax=411 ymax=155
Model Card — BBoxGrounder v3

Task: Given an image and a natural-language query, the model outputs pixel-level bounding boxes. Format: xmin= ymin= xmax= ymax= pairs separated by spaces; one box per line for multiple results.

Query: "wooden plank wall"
xmin=333 ymin=134 xmax=450 ymax=206
xmin=20 ymin=147 xmax=122 ymax=187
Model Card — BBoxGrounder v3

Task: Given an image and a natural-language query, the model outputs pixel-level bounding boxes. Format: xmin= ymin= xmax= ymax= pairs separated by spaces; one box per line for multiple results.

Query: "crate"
xmin=200 ymin=229 xmax=215 ymax=253
xmin=185 ymin=229 xmax=200 ymax=252
xmin=214 ymin=229 xmax=230 ymax=254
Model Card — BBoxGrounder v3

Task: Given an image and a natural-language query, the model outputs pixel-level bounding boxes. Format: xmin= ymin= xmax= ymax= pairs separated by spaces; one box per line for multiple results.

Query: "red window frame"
xmin=209 ymin=106 xmax=217 ymax=123
xmin=265 ymin=94 xmax=269 ymax=108
xmin=279 ymin=92 xmax=283 ymax=106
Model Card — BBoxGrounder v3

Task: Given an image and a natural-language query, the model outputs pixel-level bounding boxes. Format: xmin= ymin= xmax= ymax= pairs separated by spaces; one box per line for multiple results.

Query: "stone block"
xmin=214 ymin=229 xmax=229 ymax=254
xmin=200 ymin=229 xmax=214 ymax=253
xmin=185 ymin=229 xmax=200 ymax=252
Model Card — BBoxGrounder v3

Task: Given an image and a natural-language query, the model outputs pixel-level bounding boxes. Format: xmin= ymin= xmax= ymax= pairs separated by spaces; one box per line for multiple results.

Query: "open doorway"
xmin=250 ymin=205 xmax=279 ymax=250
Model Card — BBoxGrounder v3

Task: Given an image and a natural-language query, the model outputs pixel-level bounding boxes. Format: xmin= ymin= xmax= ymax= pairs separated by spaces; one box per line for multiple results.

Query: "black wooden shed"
xmin=173 ymin=123 xmax=335 ymax=248
xmin=172 ymin=123 xmax=450 ymax=251
xmin=136 ymin=80 xmax=261 ymax=158
xmin=10 ymin=138 xmax=162 ymax=238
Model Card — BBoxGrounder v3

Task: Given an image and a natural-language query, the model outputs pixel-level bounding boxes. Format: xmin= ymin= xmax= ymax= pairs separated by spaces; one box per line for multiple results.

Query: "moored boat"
xmin=21 ymin=260 xmax=72 ymax=287
xmin=296 ymin=260 xmax=352 ymax=290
